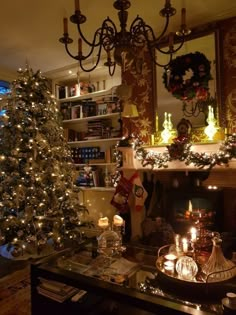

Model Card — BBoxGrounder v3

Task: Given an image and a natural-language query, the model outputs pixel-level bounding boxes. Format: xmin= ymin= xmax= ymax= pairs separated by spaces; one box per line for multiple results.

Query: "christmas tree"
xmin=0 ymin=66 xmax=88 ymax=258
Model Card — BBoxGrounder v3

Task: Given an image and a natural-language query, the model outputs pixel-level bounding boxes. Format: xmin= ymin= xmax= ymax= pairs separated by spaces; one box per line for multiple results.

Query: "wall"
xmin=221 ymin=16 xmax=236 ymax=132
xmin=0 ymin=68 xmax=16 ymax=82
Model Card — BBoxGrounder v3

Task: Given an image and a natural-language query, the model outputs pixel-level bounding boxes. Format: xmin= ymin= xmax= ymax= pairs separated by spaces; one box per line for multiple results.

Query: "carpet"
xmin=0 ymin=266 xmax=31 ymax=315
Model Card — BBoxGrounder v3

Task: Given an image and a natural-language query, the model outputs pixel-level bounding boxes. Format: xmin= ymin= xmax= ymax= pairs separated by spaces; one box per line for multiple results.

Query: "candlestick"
xmin=63 ymin=18 xmax=68 ymax=34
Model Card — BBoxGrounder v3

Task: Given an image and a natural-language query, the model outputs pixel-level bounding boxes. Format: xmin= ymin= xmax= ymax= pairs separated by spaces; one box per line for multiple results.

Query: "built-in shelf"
xmin=62 ymin=112 xmax=121 ymax=125
xmin=79 ymin=186 xmax=115 ymax=192
xmin=68 ymin=137 xmax=121 ymax=146
xmin=58 ymin=88 xmax=116 ymax=102
xmin=75 ymin=163 xmax=117 ymax=167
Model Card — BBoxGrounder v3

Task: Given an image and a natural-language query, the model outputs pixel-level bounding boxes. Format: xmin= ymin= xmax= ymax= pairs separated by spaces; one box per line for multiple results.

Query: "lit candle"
xmin=113 ymin=215 xmax=123 ymax=227
xmin=75 ymin=0 xmax=80 ymax=11
xmin=190 ymin=227 xmax=197 ymax=242
xmin=181 ymin=8 xmax=186 ymax=25
xmin=164 ymin=253 xmax=177 ymax=261
xmin=182 ymin=238 xmax=188 ymax=253
xmin=63 ymin=18 xmax=68 ymax=34
xmin=78 ymin=38 xmax=82 ymax=53
xmin=164 ymin=260 xmax=175 ymax=275
xmin=98 ymin=217 xmax=109 ymax=228
xmin=188 ymin=200 xmax=192 ymax=212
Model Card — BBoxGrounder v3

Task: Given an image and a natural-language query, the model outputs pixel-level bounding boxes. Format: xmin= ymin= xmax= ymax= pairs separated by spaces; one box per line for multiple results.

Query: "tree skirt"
xmin=0 ymin=266 xmax=31 ymax=315
xmin=0 ymin=242 xmax=54 ymax=260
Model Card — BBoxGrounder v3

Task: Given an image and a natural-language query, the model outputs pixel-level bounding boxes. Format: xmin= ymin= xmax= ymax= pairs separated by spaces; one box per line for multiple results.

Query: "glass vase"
xmin=202 ymin=236 xmax=236 ymax=282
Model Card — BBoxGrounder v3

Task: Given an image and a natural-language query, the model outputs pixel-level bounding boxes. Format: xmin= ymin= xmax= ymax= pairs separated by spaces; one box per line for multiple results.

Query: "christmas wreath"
xmin=163 ymin=52 xmax=212 ymax=101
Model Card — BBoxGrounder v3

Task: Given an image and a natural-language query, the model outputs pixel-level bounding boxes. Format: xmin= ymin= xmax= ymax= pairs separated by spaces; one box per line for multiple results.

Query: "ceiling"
xmin=1 ymin=0 xmax=236 ymax=79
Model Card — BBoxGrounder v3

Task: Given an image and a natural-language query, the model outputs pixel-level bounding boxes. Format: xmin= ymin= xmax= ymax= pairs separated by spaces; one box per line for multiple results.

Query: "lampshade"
xmin=122 ymin=101 xmax=139 ymax=118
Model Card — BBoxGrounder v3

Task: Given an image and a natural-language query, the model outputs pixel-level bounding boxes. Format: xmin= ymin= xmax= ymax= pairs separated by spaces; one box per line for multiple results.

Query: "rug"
xmin=0 ymin=266 xmax=31 ymax=315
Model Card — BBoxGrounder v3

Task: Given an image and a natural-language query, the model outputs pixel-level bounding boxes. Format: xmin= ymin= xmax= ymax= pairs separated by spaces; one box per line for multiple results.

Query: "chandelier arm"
xmin=79 ymin=44 xmax=103 ymax=73
xmin=108 ymin=62 xmax=116 ymax=76
xmin=76 ymin=17 xmax=117 ymax=48
xmin=133 ymin=22 xmax=174 ymax=68
xmin=153 ymin=16 xmax=170 ymax=43
xmin=64 ymin=43 xmax=79 ymax=61
xmin=154 ymin=37 xmax=185 ymax=55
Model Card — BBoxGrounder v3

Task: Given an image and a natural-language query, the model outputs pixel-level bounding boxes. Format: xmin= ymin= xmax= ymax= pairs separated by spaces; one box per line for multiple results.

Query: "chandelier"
xmin=59 ymin=0 xmax=191 ymax=76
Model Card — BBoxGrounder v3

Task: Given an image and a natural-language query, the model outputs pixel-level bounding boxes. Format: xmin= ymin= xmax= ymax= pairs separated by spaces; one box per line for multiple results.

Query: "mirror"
xmin=156 ymin=32 xmax=218 ymax=131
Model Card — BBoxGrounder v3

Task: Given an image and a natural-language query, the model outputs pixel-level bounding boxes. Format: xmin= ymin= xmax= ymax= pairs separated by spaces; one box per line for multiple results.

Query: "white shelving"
xmin=53 ymin=64 xmax=122 ymax=189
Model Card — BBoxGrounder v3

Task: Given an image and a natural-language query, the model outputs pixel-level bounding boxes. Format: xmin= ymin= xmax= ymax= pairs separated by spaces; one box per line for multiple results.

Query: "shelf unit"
xmin=53 ymin=64 xmax=122 ymax=190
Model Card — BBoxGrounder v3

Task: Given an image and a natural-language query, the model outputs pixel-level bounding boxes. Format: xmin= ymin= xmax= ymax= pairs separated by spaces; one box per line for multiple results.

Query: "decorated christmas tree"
xmin=0 ymin=66 xmax=88 ymax=258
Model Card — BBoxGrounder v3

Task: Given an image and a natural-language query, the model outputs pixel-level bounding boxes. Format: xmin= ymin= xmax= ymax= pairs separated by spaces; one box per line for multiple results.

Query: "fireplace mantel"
xmin=118 ymin=143 xmax=236 ymax=171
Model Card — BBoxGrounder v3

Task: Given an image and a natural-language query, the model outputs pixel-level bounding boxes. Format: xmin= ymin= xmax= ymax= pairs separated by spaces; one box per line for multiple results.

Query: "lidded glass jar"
xmin=202 ymin=236 xmax=236 ymax=282
xmin=97 ymin=229 xmax=121 ymax=257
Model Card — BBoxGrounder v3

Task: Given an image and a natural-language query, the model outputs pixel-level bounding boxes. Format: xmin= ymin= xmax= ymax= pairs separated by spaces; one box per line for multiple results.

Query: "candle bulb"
xmin=75 ymin=0 xmax=80 ymax=11
xmin=181 ymin=8 xmax=186 ymax=26
xmin=182 ymin=238 xmax=188 ymax=253
xmin=63 ymin=17 xmax=68 ymax=34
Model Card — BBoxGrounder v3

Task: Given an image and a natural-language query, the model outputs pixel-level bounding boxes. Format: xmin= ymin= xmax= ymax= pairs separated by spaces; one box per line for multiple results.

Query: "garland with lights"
xmin=117 ymin=134 xmax=236 ymax=170
xmin=163 ymin=52 xmax=212 ymax=101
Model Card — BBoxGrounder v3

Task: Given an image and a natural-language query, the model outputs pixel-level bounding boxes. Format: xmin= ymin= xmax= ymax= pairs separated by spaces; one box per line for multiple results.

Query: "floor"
xmin=0 ymin=257 xmax=31 ymax=315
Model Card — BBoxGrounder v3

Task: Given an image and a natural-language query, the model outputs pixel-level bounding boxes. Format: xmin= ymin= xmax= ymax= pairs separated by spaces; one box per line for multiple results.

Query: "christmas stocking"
xmin=111 ymin=173 xmax=133 ymax=213
xmin=131 ymin=172 xmax=148 ymax=211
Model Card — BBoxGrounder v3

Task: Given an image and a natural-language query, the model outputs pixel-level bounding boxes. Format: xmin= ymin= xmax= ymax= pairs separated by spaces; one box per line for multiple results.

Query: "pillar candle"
xmin=75 ymin=0 xmax=80 ymax=11
xmin=63 ymin=18 xmax=68 ymax=34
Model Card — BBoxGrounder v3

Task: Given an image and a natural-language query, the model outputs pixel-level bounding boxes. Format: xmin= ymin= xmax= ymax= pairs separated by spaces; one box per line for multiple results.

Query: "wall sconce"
xmin=204 ymin=105 xmax=217 ymax=141
xmin=122 ymin=101 xmax=139 ymax=118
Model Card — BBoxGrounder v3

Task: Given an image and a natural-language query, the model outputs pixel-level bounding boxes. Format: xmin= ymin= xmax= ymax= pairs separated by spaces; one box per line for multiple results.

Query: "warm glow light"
xmin=182 ymin=238 xmax=188 ymax=253
xmin=98 ymin=217 xmax=109 ymax=228
xmin=190 ymin=227 xmax=197 ymax=242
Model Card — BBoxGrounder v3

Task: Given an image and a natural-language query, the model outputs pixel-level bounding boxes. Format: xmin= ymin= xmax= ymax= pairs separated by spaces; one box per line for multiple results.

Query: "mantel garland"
xmin=163 ymin=52 xmax=212 ymax=101
xmin=118 ymin=134 xmax=236 ymax=170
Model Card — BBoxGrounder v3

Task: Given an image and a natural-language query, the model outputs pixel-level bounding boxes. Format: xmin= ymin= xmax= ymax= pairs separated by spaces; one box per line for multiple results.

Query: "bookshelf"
xmin=53 ymin=64 xmax=122 ymax=190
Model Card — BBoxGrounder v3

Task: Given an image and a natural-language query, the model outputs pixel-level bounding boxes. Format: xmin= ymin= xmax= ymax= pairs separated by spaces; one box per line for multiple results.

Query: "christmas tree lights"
xmin=0 ymin=66 xmax=89 ymax=258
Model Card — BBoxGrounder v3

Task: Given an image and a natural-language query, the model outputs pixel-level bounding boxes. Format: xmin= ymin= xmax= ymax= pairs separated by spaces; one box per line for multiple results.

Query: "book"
xmin=37 ymin=277 xmax=79 ymax=303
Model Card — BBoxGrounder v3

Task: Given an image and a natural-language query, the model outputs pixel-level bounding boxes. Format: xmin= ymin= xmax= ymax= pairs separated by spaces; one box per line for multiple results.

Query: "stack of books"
xmin=37 ymin=277 xmax=79 ymax=303
xmin=86 ymin=119 xmax=111 ymax=140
